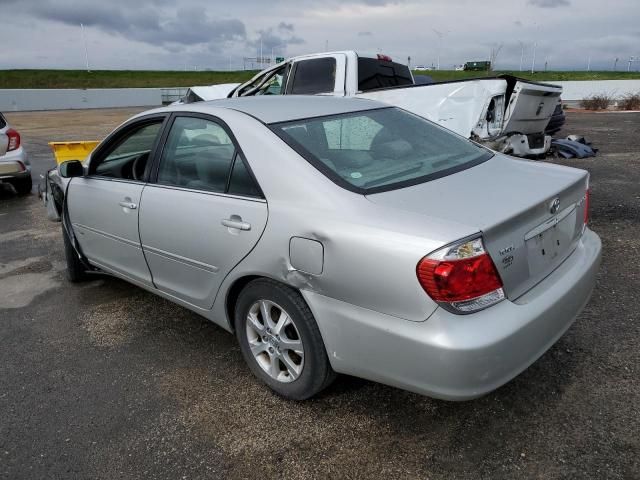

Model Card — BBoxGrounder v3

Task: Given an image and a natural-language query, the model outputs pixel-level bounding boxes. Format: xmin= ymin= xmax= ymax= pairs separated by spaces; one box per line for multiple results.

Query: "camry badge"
xmin=549 ymin=197 xmax=561 ymax=215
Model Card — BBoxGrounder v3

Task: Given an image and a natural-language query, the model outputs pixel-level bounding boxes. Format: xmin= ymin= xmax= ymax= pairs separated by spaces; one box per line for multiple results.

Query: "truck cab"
xmin=229 ymin=51 xmax=414 ymax=98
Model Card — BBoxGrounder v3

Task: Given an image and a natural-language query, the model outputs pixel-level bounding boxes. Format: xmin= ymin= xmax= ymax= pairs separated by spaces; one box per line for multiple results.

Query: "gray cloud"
xmin=358 ymin=31 xmax=373 ymax=36
xmin=31 ymin=2 xmax=245 ymax=48
xmin=250 ymin=23 xmax=305 ymax=56
xmin=278 ymin=22 xmax=294 ymax=32
xmin=528 ymin=0 xmax=570 ymax=7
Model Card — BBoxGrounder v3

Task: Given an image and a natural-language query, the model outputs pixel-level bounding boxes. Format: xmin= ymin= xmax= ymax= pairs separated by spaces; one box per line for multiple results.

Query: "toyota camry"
xmin=55 ymin=96 xmax=601 ymax=400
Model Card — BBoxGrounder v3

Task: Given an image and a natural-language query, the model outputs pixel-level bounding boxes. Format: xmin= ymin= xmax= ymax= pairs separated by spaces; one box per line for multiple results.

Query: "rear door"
xmin=139 ymin=113 xmax=267 ymax=309
xmin=67 ymin=115 xmax=166 ymax=286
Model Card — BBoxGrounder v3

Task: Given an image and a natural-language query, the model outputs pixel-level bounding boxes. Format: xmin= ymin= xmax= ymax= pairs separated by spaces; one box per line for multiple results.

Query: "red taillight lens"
xmin=417 ymin=237 xmax=504 ymax=313
xmin=584 ymin=189 xmax=590 ymax=225
xmin=6 ymin=128 xmax=20 ymax=151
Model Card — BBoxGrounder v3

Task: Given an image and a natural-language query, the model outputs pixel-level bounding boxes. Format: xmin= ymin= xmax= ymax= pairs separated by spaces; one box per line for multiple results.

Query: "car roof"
xmin=166 ymin=95 xmax=387 ymax=124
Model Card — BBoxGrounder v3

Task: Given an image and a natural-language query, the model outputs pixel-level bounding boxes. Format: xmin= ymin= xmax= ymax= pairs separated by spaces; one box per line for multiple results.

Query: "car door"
xmin=139 ymin=114 xmax=268 ymax=309
xmin=66 ymin=115 xmax=166 ymax=286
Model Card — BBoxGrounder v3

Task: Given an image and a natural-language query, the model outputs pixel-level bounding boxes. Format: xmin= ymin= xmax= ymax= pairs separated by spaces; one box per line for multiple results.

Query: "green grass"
xmin=1 ymin=69 xmax=639 ymax=89
xmin=0 ymin=70 xmax=258 ymax=89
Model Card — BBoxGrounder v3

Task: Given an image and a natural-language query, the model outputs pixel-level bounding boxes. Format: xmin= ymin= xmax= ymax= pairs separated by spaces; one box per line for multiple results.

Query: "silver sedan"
xmin=57 ymin=96 xmax=601 ymax=400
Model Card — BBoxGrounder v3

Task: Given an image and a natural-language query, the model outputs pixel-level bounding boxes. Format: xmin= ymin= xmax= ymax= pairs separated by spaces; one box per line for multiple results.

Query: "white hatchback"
xmin=0 ymin=112 xmax=31 ymax=195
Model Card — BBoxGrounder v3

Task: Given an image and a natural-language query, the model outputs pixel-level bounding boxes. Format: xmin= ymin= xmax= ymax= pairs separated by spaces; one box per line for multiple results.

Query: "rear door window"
xmin=157 ymin=117 xmax=235 ymax=192
xmin=289 ymin=58 xmax=336 ymax=94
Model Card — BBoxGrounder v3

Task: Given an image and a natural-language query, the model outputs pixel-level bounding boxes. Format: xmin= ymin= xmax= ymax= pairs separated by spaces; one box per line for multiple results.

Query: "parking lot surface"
xmin=1 ymin=108 xmax=638 ymax=479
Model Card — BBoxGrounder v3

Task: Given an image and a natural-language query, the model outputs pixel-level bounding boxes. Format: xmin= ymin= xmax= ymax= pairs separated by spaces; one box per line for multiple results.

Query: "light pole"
xmin=629 ymin=56 xmax=635 ymax=72
xmin=614 ymin=57 xmax=619 ymax=71
xmin=80 ymin=23 xmax=90 ymax=72
xmin=432 ymin=29 xmax=448 ymax=70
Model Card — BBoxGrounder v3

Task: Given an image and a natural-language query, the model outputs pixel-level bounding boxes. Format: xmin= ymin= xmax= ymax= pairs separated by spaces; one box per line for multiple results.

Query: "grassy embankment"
xmin=1 ymin=69 xmax=640 ymax=89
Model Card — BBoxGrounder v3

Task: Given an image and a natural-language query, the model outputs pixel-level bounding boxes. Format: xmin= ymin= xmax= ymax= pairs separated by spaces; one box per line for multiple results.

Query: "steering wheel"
xmin=131 ymin=153 xmax=147 ymax=181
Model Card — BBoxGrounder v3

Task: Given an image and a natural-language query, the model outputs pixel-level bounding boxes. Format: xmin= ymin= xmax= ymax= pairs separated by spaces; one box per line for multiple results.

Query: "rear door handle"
xmin=221 ymin=218 xmax=251 ymax=231
xmin=119 ymin=201 xmax=137 ymax=210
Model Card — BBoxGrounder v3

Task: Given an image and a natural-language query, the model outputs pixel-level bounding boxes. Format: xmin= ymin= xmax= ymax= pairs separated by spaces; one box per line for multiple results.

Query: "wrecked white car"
xmin=181 ymin=51 xmax=563 ymax=157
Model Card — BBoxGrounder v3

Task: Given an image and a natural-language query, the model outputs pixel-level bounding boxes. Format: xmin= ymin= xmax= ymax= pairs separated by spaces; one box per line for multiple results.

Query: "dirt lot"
xmin=1 ymin=108 xmax=638 ymax=479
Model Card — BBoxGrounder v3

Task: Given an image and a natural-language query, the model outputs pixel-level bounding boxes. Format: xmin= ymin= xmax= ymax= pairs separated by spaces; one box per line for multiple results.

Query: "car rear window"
xmin=357 ymin=58 xmax=414 ymax=91
xmin=271 ymin=107 xmax=492 ymax=194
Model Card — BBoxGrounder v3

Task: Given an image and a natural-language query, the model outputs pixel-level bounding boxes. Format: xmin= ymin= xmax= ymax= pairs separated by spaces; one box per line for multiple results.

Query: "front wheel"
xmin=235 ymin=279 xmax=336 ymax=400
xmin=62 ymin=225 xmax=89 ymax=282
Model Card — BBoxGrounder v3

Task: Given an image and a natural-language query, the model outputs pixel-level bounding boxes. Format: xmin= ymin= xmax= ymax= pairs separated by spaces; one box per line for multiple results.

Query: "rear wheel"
xmin=235 ymin=279 xmax=336 ymax=400
xmin=62 ymin=225 xmax=89 ymax=282
xmin=12 ymin=175 xmax=32 ymax=195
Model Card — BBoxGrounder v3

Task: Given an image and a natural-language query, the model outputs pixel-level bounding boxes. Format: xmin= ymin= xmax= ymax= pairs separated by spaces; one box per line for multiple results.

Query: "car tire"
xmin=13 ymin=176 xmax=32 ymax=195
xmin=235 ymin=278 xmax=336 ymax=400
xmin=62 ymin=225 xmax=89 ymax=282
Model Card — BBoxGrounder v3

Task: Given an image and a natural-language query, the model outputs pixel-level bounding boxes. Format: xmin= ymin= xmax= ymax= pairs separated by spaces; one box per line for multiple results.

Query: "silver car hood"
xmin=366 ymin=154 xmax=589 ymax=299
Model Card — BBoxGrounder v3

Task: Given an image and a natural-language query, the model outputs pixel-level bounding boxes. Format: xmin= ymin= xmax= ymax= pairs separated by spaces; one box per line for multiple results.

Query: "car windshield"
xmin=271 ymin=107 xmax=493 ymax=193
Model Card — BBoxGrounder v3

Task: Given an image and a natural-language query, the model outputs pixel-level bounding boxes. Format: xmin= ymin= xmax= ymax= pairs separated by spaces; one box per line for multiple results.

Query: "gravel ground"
xmin=0 ymin=108 xmax=638 ymax=479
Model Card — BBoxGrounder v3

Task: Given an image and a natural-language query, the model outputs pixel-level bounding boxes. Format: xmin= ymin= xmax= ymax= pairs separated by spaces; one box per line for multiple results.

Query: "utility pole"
xmin=587 ymin=56 xmax=591 ymax=71
xmin=325 ymin=40 xmax=329 ymax=52
xmin=629 ymin=56 xmax=635 ymax=72
xmin=614 ymin=57 xmax=619 ymax=71
xmin=80 ymin=23 xmax=90 ymax=72
xmin=531 ymin=41 xmax=537 ymax=73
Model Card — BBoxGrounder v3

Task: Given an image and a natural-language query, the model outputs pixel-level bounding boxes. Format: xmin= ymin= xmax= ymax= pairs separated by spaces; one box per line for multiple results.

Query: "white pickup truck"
xmin=180 ymin=51 xmax=563 ymax=157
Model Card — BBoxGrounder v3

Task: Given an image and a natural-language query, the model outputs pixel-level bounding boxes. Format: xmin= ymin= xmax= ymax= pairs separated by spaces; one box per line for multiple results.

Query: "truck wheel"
xmin=235 ymin=278 xmax=336 ymax=400
xmin=13 ymin=176 xmax=32 ymax=195
xmin=62 ymin=225 xmax=89 ymax=282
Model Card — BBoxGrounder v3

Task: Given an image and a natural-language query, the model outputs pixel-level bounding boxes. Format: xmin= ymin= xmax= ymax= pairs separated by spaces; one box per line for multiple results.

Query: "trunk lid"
xmin=501 ymin=76 xmax=563 ymax=135
xmin=366 ymin=154 xmax=589 ymax=300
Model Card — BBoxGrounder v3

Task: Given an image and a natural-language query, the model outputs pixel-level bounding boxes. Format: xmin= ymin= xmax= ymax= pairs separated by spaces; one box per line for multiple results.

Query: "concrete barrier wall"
xmin=0 ymin=88 xmax=162 ymax=112
xmin=552 ymin=80 xmax=640 ymax=101
xmin=1 ymin=80 xmax=640 ymax=111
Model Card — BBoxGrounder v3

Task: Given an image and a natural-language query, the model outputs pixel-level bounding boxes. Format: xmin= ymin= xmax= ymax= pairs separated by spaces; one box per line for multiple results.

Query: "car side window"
xmin=227 ymin=154 xmax=262 ymax=197
xmin=91 ymin=121 xmax=163 ymax=180
xmin=157 ymin=117 xmax=236 ymax=193
xmin=289 ymin=58 xmax=336 ymax=95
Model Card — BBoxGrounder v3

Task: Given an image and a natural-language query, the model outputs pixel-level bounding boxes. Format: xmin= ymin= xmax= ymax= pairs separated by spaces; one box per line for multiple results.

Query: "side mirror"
xmin=59 ymin=160 xmax=84 ymax=178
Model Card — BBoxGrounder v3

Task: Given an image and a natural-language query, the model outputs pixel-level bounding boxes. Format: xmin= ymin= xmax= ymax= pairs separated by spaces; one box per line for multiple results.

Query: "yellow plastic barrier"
xmin=48 ymin=141 xmax=100 ymax=165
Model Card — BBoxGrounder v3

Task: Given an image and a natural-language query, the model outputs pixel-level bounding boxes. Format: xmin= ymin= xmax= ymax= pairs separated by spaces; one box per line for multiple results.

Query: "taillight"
xmin=417 ymin=237 xmax=505 ymax=313
xmin=6 ymin=128 xmax=20 ymax=151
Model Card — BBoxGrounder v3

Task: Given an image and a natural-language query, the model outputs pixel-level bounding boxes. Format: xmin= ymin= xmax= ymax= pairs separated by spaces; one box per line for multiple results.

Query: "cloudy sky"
xmin=2 ymin=0 xmax=639 ymax=71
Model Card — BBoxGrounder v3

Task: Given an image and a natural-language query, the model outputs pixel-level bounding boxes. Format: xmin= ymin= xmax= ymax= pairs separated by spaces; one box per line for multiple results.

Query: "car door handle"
xmin=118 ymin=201 xmax=137 ymax=210
xmin=221 ymin=218 xmax=251 ymax=231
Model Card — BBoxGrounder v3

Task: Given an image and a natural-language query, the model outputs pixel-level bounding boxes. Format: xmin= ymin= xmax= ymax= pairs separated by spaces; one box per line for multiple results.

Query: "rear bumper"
xmin=0 ymin=147 xmax=31 ymax=181
xmin=304 ymin=228 xmax=601 ymax=400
